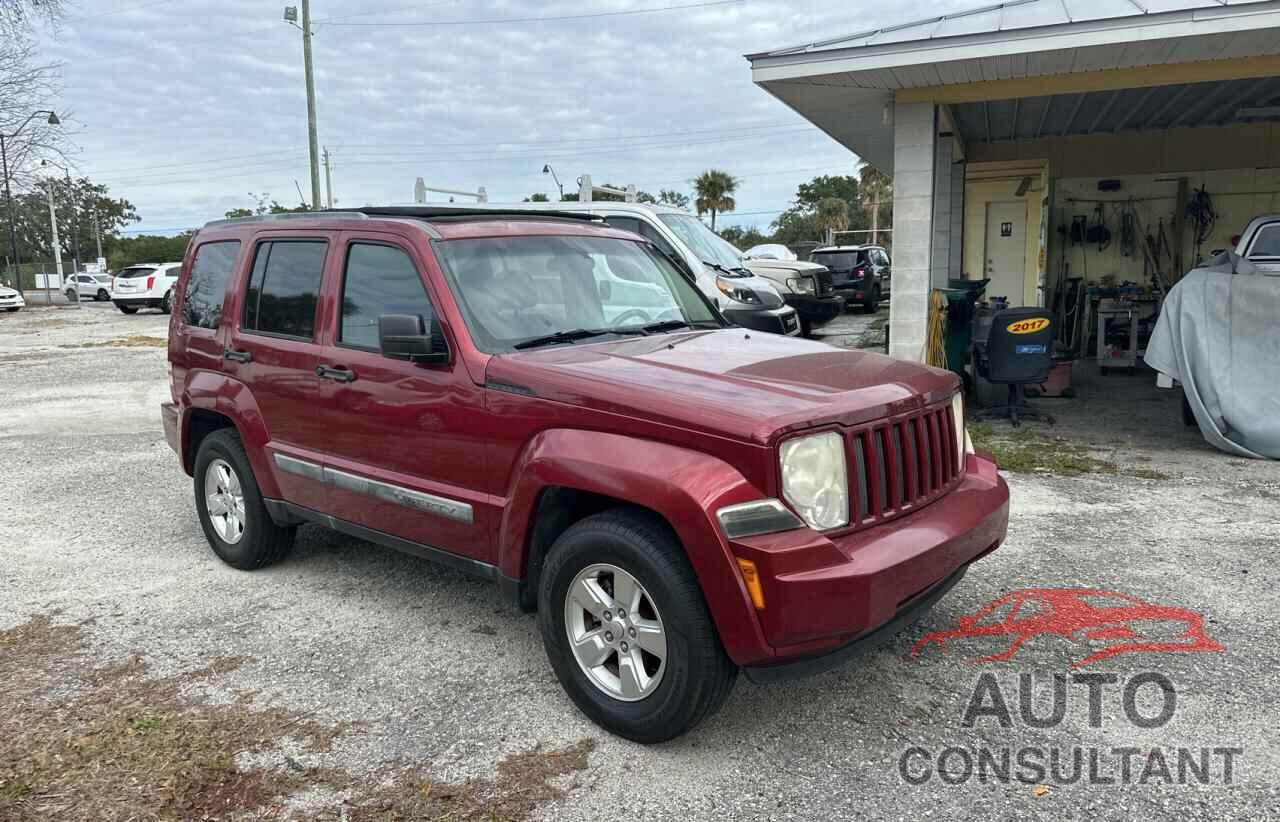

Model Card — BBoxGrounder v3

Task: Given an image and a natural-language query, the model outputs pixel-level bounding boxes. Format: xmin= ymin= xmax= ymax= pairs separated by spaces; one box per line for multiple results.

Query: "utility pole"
xmin=301 ymin=1 xmax=321 ymax=210
xmin=285 ymin=4 xmax=322 ymax=209
xmin=93 ymin=210 xmax=102 ymax=261
xmin=322 ymin=146 xmax=333 ymax=208
xmin=46 ymin=184 xmax=62 ymax=303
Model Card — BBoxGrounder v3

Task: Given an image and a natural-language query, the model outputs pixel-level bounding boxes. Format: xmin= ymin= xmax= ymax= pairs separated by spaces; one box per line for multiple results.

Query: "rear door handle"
xmin=223 ymin=348 xmax=252 ymax=363
xmin=316 ymin=364 xmax=356 ymax=383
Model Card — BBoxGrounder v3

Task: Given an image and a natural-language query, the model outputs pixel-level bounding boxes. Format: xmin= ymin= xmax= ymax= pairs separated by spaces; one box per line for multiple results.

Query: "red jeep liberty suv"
xmin=162 ymin=207 xmax=1009 ymax=743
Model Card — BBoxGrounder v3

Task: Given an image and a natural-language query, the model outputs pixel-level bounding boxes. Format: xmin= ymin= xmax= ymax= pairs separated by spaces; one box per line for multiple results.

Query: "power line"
xmin=67 ymin=0 xmax=179 ymax=21
xmin=326 ymin=0 xmax=743 ymax=27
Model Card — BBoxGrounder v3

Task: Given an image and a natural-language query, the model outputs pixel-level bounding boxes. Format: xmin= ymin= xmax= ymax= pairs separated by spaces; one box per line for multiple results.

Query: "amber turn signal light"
xmin=736 ymin=558 xmax=766 ymax=610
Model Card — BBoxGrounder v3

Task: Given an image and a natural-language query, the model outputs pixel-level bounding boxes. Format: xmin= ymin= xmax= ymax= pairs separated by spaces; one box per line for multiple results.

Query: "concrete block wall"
xmin=888 ymin=102 xmax=937 ymax=361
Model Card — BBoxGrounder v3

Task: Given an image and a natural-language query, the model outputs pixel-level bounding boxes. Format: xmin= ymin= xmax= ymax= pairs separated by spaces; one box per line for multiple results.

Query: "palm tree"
xmin=857 ymin=162 xmax=892 ymax=246
xmin=693 ymin=169 xmax=738 ymax=230
xmin=815 ymin=197 xmax=849 ymax=245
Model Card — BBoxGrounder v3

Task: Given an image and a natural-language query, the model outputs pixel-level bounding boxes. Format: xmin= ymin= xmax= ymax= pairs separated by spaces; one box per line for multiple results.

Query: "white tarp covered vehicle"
xmin=1146 ymin=216 xmax=1280 ymax=459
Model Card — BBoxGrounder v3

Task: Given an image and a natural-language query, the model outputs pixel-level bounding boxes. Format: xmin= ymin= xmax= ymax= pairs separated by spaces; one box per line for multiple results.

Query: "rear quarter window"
xmin=182 ymin=241 xmax=241 ymax=330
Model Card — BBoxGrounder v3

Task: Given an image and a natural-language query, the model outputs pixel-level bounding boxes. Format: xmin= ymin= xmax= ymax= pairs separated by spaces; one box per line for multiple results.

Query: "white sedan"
xmin=0 ymin=285 xmax=25 ymax=312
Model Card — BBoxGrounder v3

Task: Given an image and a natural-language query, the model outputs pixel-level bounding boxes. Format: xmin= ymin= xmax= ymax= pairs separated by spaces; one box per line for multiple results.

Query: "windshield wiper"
xmin=638 ymin=319 xmax=719 ymax=334
xmin=512 ymin=328 xmax=611 ymax=350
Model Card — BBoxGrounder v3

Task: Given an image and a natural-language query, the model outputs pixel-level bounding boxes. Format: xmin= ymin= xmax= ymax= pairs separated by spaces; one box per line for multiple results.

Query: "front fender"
xmin=499 ymin=429 xmax=777 ymax=665
xmin=181 ymin=370 xmax=279 ymax=498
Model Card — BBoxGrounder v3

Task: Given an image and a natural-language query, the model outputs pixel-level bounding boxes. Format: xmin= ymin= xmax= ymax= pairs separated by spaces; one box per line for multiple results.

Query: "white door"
xmin=984 ymin=202 xmax=1027 ymax=305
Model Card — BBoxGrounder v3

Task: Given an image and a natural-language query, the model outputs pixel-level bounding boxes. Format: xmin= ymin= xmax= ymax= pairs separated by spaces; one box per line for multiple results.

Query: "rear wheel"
xmin=116 ymin=303 xmax=138 ymax=315
xmin=160 ymin=289 xmax=173 ymax=314
xmin=538 ymin=509 xmax=737 ymax=743
xmin=194 ymin=429 xmax=294 ymax=570
xmin=862 ymin=285 xmax=880 ymax=313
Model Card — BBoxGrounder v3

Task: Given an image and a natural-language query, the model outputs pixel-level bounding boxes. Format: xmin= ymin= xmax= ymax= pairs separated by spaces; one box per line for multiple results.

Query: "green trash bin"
xmin=941 ymin=279 xmax=987 ymax=377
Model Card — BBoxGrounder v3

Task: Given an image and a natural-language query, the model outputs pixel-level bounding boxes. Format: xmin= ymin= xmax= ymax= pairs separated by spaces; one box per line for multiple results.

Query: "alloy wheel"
xmin=204 ymin=458 xmax=246 ymax=544
xmin=563 ymin=563 xmax=667 ymax=701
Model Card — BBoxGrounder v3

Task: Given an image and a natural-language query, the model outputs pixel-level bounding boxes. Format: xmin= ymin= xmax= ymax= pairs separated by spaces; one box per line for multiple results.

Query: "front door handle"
xmin=223 ymin=348 xmax=252 ymax=363
xmin=316 ymin=364 xmax=356 ymax=383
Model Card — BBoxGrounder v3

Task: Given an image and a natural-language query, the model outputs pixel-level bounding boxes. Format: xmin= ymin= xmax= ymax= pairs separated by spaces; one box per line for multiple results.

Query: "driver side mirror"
xmin=378 ymin=314 xmax=448 ymax=364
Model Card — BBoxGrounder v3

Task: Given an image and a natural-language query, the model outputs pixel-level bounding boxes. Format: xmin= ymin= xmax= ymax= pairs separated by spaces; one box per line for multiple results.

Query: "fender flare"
xmin=498 ymin=428 xmax=775 ymax=664
xmin=180 ymin=370 xmax=279 ymax=498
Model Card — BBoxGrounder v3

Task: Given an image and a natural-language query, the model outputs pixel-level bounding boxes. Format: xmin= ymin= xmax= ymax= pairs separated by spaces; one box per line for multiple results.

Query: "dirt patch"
xmin=0 ymin=613 xmax=595 ymax=821
xmin=61 ymin=335 xmax=167 ymax=349
xmin=971 ymin=423 xmax=1173 ymax=479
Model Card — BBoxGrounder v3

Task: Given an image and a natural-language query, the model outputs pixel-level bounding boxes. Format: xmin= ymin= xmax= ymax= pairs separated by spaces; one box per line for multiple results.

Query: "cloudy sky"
xmin=37 ymin=0 xmax=970 ymax=236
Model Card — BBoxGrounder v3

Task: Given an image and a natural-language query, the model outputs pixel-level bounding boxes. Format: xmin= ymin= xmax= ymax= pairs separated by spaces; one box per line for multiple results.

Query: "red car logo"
xmin=911 ymin=589 xmax=1225 ymax=667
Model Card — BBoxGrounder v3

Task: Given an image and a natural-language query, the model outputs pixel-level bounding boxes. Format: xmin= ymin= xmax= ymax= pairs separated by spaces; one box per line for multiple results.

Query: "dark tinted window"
xmin=182 ymin=241 xmax=240 ymax=330
xmin=118 ymin=266 xmax=158 ymax=279
xmin=339 ymin=244 xmax=434 ymax=350
xmin=243 ymin=240 xmax=327 ymax=339
xmin=810 ymin=250 xmax=868 ymax=270
xmin=603 ymin=216 xmax=642 ymax=235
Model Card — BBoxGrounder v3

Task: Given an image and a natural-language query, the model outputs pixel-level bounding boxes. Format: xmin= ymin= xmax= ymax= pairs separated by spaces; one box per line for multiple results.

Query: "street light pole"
xmin=0 ymin=110 xmax=60 ymax=296
xmin=543 ymin=164 xmax=564 ymax=200
xmin=42 ymin=159 xmax=82 ymax=275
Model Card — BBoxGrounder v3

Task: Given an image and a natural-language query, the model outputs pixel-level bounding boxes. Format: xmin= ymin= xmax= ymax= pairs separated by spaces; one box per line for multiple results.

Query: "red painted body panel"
xmin=164 ymin=212 xmax=1010 ymax=672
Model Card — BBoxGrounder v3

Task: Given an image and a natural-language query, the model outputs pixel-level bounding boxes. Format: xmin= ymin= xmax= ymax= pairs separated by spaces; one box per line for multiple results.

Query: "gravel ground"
xmin=2 ymin=302 xmax=1277 ymax=820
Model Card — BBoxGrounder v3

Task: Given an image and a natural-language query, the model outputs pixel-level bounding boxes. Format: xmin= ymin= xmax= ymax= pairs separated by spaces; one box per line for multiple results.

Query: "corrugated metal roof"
xmin=750 ymin=0 xmax=1270 ymax=59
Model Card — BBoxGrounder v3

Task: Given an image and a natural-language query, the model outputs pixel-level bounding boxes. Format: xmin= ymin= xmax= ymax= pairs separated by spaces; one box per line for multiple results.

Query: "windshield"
xmin=656 ymin=213 xmax=746 ymax=272
xmin=810 ymin=250 xmax=865 ymax=271
xmin=436 ymin=235 xmax=722 ymax=354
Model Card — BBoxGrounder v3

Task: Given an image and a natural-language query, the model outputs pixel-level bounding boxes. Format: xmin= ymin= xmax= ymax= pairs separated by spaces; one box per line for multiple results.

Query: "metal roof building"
xmin=748 ymin=0 xmax=1280 ymax=360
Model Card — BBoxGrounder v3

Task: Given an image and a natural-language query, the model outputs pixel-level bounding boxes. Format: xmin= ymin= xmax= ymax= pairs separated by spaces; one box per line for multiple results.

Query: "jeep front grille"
xmin=847 ymin=402 xmax=961 ymax=528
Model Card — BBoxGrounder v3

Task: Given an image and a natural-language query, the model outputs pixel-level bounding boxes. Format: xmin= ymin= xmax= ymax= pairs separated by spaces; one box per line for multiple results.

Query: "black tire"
xmin=4 ymin=307 xmax=18 ymax=312
xmin=65 ymin=289 xmax=77 ymax=302
xmin=160 ymin=289 xmax=173 ymax=314
xmin=799 ymin=316 xmax=813 ymax=337
xmin=862 ymin=285 xmax=880 ymax=313
xmin=193 ymin=428 xmax=295 ymax=570
xmin=96 ymin=289 xmax=110 ymax=301
xmin=116 ymin=303 xmax=138 ymax=315
xmin=538 ymin=508 xmax=737 ymax=743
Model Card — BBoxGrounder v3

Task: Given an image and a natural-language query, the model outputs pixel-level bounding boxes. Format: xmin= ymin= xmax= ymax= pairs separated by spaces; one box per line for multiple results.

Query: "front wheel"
xmin=193 ymin=429 xmax=295 ymax=570
xmin=96 ymin=289 xmax=110 ymax=301
xmin=65 ymin=289 xmax=77 ymax=303
xmin=538 ymin=509 xmax=737 ymax=743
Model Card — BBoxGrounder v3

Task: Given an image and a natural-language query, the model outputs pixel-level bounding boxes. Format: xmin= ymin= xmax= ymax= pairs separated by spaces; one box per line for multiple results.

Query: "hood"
xmin=744 ymin=259 xmax=826 ymax=275
xmin=486 ymin=329 xmax=958 ymax=444
xmin=0 ymin=286 xmax=18 ymax=297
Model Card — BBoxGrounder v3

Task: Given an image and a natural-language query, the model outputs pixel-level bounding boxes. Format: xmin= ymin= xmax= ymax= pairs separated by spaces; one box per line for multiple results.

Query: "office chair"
xmin=971 ymin=306 xmax=1056 ymax=426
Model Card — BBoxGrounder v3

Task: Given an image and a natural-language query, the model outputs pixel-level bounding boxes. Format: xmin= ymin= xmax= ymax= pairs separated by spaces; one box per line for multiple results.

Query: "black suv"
xmin=809 ymin=245 xmax=891 ymax=313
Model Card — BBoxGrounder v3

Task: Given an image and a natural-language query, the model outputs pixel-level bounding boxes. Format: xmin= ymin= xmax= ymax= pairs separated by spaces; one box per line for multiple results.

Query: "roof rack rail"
xmin=202 ymin=210 xmax=369 ymax=228
xmin=355 ymin=205 xmax=600 ymax=223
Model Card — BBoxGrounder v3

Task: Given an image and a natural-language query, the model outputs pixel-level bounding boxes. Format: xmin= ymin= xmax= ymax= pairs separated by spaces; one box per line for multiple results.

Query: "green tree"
xmin=719 ymin=225 xmax=768 ymax=250
xmin=796 ymin=175 xmax=860 ymax=210
xmin=223 ymin=192 xmax=310 ymax=220
xmin=815 ymin=197 xmax=850 ymax=242
xmin=523 ymin=192 xmax=551 ymax=202
xmin=658 ymin=189 xmax=689 ymax=209
xmin=770 ymin=172 xmax=868 ymax=246
xmin=105 ymin=233 xmax=192 ymax=272
xmin=858 ymin=162 xmax=892 ymax=247
xmin=693 ymin=169 xmax=738 ymax=231
xmin=8 ymin=178 xmax=139 ymax=268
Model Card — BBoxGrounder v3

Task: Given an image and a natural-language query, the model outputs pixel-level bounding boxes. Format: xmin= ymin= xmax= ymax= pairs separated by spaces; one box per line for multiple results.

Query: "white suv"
xmin=111 ymin=262 xmax=182 ymax=314
xmin=65 ymin=273 xmax=115 ymax=302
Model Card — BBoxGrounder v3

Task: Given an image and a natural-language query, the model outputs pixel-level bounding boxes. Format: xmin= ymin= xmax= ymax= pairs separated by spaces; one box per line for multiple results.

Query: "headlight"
xmin=780 ymin=431 xmax=849 ymax=530
xmin=716 ymin=276 xmax=761 ymax=305
xmin=952 ymin=392 xmax=972 ymax=459
xmin=785 ymin=276 xmax=815 ymax=295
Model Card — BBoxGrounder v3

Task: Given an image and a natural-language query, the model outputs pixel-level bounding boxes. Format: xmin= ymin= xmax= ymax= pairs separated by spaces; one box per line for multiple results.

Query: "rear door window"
xmin=182 ymin=241 xmax=241 ymax=330
xmin=243 ymin=240 xmax=328 ymax=340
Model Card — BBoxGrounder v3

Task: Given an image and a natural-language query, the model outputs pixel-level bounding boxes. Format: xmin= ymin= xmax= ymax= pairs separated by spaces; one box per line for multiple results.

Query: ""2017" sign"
xmin=1006 ymin=318 xmax=1050 ymax=335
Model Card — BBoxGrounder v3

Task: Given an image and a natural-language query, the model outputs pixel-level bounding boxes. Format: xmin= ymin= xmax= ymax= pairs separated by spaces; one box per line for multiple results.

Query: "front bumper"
xmin=727 ymin=453 xmax=1009 ymax=670
xmin=723 ymin=304 xmax=801 ymax=336
xmin=0 ymin=295 xmax=24 ymax=309
xmin=784 ymin=294 xmax=845 ymax=327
